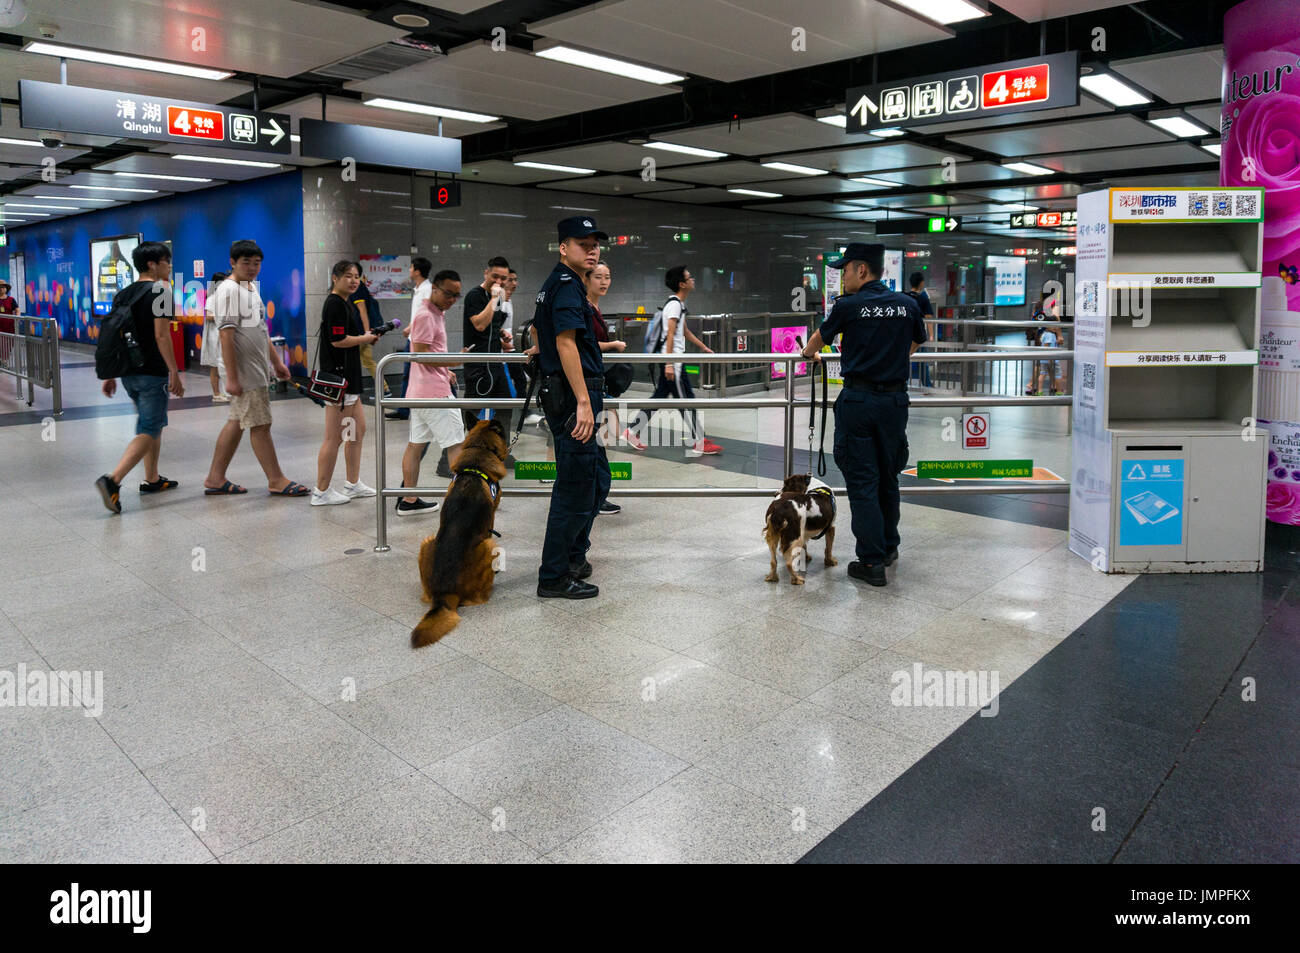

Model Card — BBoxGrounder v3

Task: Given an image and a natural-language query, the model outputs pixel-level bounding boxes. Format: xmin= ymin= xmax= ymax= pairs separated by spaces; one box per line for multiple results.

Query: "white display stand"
xmin=1069 ymin=186 xmax=1268 ymax=573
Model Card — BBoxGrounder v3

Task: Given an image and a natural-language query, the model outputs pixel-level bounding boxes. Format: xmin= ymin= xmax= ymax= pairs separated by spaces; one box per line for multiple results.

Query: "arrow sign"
xmin=849 ymin=94 xmax=878 ymax=126
xmin=946 ymin=218 xmax=958 ymax=231
xmin=260 ymin=117 xmax=285 ymax=147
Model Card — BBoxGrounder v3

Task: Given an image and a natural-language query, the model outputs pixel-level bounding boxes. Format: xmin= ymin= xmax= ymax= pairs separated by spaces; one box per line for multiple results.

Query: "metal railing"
xmin=371 ymin=349 xmax=1072 ymax=551
xmin=913 ymin=317 xmax=1073 ymax=400
xmin=0 ymin=316 xmax=62 ymax=415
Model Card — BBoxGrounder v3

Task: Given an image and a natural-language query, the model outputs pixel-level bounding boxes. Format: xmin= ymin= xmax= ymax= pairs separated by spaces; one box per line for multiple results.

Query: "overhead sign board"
xmin=19 ymin=80 xmax=291 ymax=154
xmin=300 ymin=118 xmax=460 ymax=173
xmin=431 ymin=181 xmax=462 ymax=209
xmin=1109 ymin=187 xmax=1263 ymax=222
xmin=875 ymin=215 xmax=961 ymax=235
xmin=845 ymin=51 xmax=1078 ymax=134
xmin=1010 ymin=210 xmax=1078 ymax=228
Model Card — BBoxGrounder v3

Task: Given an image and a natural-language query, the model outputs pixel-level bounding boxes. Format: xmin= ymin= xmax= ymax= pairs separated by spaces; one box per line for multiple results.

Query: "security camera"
xmin=37 ymin=20 xmax=57 ymax=39
xmin=39 ymin=131 xmax=64 ymax=148
xmin=470 ymin=168 xmax=479 ymax=176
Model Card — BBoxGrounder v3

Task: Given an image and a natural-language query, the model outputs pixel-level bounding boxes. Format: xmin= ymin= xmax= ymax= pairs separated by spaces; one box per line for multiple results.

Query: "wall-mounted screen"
xmin=986 ymin=254 xmax=1027 ymax=306
xmin=91 ymin=234 xmax=141 ymax=316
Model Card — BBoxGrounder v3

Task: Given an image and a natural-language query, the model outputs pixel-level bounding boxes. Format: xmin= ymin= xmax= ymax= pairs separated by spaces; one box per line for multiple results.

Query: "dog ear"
xmin=787 ymin=473 xmax=810 ymax=493
xmin=486 ymin=418 xmax=507 ymax=440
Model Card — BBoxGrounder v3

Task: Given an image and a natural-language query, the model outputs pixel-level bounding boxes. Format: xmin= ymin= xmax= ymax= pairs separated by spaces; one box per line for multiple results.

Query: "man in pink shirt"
xmin=398 ymin=270 xmax=466 ymax=517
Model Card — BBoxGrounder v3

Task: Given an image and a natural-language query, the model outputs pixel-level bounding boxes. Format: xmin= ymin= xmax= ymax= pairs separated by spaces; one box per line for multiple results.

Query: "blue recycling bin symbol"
xmin=1119 ymin=458 xmax=1184 ymax=546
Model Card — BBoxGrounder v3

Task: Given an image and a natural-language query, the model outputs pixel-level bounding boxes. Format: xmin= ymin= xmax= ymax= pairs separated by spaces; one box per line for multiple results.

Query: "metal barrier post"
xmin=375 ymin=352 xmax=392 ymax=553
xmin=783 ymin=356 xmax=794 ymax=476
xmin=50 ymin=323 xmax=61 ymax=417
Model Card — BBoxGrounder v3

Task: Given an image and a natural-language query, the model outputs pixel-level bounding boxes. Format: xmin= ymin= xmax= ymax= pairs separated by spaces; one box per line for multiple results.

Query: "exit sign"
xmin=167 ymin=105 xmax=224 ymax=141
xmin=927 ymin=217 xmax=944 ymax=232
xmin=430 ymin=181 xmax=461 ymax=209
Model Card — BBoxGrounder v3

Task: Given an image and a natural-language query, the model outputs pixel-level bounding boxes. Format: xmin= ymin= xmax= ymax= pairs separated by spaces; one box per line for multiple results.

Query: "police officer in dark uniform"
xmin=531 ymin=216 xmax=612 ymax=599
xmin=801 ymin=243 xmax=926 ymax=587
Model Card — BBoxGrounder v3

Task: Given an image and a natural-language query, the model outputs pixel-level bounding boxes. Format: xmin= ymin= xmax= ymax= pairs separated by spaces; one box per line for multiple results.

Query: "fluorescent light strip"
xmin=1003 ymin=161 xmax=1054 ymax=176
xmin=1148 ymin=116 xmax=1210 ymax=138
xmin=2 ymin=203 xmax=88 ymax=210
xmin=644 ymin=141 xmax=727 ymax=159
xmin=27 ymin=194 xmax=114 ymax=202
xmin=172 ymin=154 xmax=280 ymax=168
xmin=113 ymin=171 xmax=212 ymax=183
xmin=69 ymin=184 xmax=158 ymax=194
xmin=550 ymin=205 xmax=599 ymax=212
xmin=728 ymin=188 xmax=783 ymax=198
xmin=1203 ymin=143 xmax=1222 ymax=157
xmin=482 ymin=212 xmax=526 ymax=218
xmin=1078 ymin=73 xmax=1150 ymax=107
xmin=761 ymin=161 xmax=828 ymax=176
xmin=817 ymin=115 xmax=848 ymax=128
xmin=514 ymin=161 xmax=596 ymax=175
xmin=535 ymin=45 xmax=684 ymax=85
xmin=24 ymin=41 xmax=232 ymax=80
xmin=363 ymin=97 xmax=498 ymax=124
xmin=0 ymin=137 xmax=43 ymax=148
xmin=851 ymin=176 xmax=897 ymax=187
xmin=894 ymin=0 xmax=989 ymax=25
xmin=1 ymin=212 xmax=49 ymax=217
xmin=869 ymin=128 xmax=906 ymax=138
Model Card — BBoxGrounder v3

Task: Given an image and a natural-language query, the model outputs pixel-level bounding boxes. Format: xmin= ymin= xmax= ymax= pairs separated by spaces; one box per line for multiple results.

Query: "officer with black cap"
xmin=532 ymin=216 xmax=612 ymax=599
xmin=801 ymin=243 xmax=926 ymax=587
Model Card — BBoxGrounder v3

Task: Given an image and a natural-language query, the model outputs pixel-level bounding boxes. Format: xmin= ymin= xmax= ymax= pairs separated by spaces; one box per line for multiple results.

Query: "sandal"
xmin=204 ymin=480 xmax=247 ymax=495
xmin=140 ymin=476 xmax=179 ymax=493
xmin=270 ymin=481 xmax=309 ymax=497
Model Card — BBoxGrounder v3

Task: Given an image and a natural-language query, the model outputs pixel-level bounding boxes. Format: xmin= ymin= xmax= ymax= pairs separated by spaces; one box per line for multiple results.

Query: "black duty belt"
xmin=584 ymin=376 xmax=605 ymax=391
xmin=844 ymin=375 xmax=905 ymax=392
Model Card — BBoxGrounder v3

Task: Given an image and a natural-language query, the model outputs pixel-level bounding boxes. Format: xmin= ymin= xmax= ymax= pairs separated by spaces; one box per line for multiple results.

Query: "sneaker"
xmin=212 ymin=394 xmax=230 ymax=403
xmin=696 ymin=438 xmax=723 ymax=455
xmin=621 ymin=428 xmax=648 ymax=451
xmin=847 ymin=561 xmax=887 ymax=587
xmin=540 ymin=478 xmax=555 ymax=485
xmin=597 ymin=501 xmax=621 ymax=516
xmin=343 ymin=480 xmax=377 ymax=499
xmin=396 ymin=498 xmax=440 ymax=517
xmin=524 ymin=413 xmax=544 ymax=428
xmin=311 ymin=487 xmax=351 ymax=506
xmin=95 ymin=474 xmax=122 ymax=514
xmin=684 ymin=444 xmax=704 ymax=458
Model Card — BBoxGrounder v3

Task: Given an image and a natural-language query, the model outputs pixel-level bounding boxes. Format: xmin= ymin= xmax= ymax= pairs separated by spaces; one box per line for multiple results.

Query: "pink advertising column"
xmin=1223 ymin=0 xmax=1300 ymax=524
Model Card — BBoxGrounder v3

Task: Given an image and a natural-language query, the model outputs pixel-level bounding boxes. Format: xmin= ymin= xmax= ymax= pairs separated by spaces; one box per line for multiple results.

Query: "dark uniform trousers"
xmin=461 ymin=365 xmax=515 ymax=438
xmin=540 ymin=384 xmax=612 ymax=584
xmin=833 ymin=388 xmax=909 ymax=562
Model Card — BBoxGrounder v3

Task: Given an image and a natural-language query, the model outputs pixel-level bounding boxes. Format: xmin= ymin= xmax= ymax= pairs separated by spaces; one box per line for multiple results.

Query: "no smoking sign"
xmin=962 ymin=413 xmax=990 ymax=450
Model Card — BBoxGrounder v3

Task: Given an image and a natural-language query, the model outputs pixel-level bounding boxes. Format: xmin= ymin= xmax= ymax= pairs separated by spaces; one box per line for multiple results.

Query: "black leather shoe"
xmin=847 ymin=561 xmax=887 ymax=587
xmin=538 ymin=578 xmax=598 ymax=599
xmin=569 ymin=559 xmax=593 ymax=580
xmin=436 ymin=453 xmax=453 ymax=479
xmin=884 ymin=548 xmax=899 ymax=566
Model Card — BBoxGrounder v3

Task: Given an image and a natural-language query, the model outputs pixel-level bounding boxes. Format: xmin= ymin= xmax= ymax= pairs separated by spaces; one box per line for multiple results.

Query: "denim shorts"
xmin=121 ymin=374 xmax=169 ymax=437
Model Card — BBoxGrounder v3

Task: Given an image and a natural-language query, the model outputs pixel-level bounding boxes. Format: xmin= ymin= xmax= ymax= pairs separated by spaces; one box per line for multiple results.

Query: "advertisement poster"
xmin=1224 ymin=0 xmax=1300 ymax=523
xmin=359 ymin=254 xmax=411 ymax=298
xmin=770 ymin=325 xmax=810 ymax=380
xmin=823 ymin=261 xmax=842 ymax=317
xmin=987 ymin=254 xmax=1027 ymax=305
xmin=90 ymin=234 xmax=140 ymax=316
xmin=883 ymin=249 xmax=903 ymax=291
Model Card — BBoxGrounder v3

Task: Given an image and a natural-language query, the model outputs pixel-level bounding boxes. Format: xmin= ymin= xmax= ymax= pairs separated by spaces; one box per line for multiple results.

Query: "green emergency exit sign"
xmin=927 ymin=217 xmax=944 ymax=233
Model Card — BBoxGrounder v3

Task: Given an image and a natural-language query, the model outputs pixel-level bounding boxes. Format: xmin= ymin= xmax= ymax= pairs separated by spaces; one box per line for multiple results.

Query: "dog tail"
xmin=411 ymin=594 xmax=462 ymax=648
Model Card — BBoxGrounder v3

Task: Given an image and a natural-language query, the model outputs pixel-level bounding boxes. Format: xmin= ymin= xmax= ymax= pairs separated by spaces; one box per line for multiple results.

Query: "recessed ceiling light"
xmin=1148 ymin=116 xmax=1210 ymax=138
xmin=514 ymin=161 xmax=596 ymax=175
xmin=550 ymin=205 xmax=600 ymax=212
xmin=69 ymin=184 xmax=158 ymax=194
xmin=363 ymin=97 xmax=499 ymax=124
xmin=817 ymin=115 xmax=848 ymax=128
xmin=1003 ymin=161 xmax=1054 ymax=176
xmin=728 ymin=188 xmax=783 ymax=198
xmin=0 ymin=137 xmax=43 ymax=148
xmin=994 ymin=204 xmax=1039 ymax=213
xmin=27 ymin=194 xmax=114 ymax=202
xmin=24 ymin=41 xmax=233 ymax=80
xmin=851 ymin=176 xmax=897 ymax=187
xmin=1078 ymin=73 xmax=1150 ymax=107
xmin=290 ymin=134 xmax=301 ymax=143
xmin=1202 ymin=142 xmax=1222 ymax=157
xmin=112 ymin=171 xmax=213 ymax=183
xmin=482 ymin=212 xmax=526 ymax=218
xmin=644 ymin=141 xmax=727 ymax=159
xmin=2 ymin=203 xmax=87 ymax=210
xmin=172 ymin=154 xmax=281 ymax=168
xmin=391 ymin=13 xmax=430 ymax=28
xmin=894 ymin=0 xmax=989 ymax=25
xmin=869 ymin=128 xmax=906 ymax=138
xmin=761 ymin=161 xmax=829 ymax=176
xmin=535 ymin=45 xmax=684 ymax=85
xmin=1 ymin=211 xmax=49 ymax=217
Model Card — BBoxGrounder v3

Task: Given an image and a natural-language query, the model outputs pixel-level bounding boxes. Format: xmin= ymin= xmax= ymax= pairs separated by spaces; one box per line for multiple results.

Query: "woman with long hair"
xmin=586 ymin=260 xmax=626 ymax=515
xmin=312 ymin=260 xmax=379 ymax=506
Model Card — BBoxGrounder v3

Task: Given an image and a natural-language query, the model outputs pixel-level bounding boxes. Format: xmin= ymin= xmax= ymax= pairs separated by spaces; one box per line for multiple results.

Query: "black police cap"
xmin=828 ymin=242 xmax=884 ymax=270
xmin=557 ymin=216 xmax=608 ymax=243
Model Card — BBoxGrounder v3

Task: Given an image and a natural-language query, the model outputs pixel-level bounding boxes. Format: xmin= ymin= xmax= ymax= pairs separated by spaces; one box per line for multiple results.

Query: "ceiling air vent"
xmin=312 ymin=39 xmax=444 ymax=83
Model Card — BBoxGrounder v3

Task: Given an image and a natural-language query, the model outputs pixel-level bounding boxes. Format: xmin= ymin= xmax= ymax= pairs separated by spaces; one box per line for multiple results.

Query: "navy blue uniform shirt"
xmin=819 ymin=279 xmax=927 ymax=382
xmin=532 ymin=262 xmax=604 ymax=378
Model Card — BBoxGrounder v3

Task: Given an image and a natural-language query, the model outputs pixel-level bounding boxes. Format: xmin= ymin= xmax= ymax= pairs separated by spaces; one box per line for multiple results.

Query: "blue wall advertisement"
xmin=1119 ymin=458 xmax=1185 ymax=547
xmin=2 ymin=171 xmax=307 ymax=373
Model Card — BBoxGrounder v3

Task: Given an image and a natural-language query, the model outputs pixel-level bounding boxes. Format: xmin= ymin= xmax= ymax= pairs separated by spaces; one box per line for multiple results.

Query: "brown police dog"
xmin=411 ymin=419 xmax=509 ymax=647
xmin=763 ymin=473 xmax=837 ymax=585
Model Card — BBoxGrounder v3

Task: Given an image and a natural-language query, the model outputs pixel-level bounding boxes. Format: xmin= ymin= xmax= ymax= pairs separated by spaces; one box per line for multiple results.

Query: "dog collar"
xmin=808 ymin=485 xmax=836 ymax=540
xmin=452 ymin=466 xmax=500 ymax=501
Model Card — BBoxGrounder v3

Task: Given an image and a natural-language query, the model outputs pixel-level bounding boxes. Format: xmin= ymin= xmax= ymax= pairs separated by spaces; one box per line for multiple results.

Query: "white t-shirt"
xmin=662 ymin=296 xmax=686 ymax=355
xmin=213 ymin=279 xmax=269 ymax=388
xmin=410 ymin=279 xmax=431 ymax=323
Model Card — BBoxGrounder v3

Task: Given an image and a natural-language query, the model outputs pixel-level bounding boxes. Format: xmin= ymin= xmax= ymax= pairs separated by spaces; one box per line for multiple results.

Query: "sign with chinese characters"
xmin=515 ymin=461 xmax=631 ymax=480
xmin=844 ymin=52 xmax=1078 ymax=134
xmin=962 ymin=413 xmax=990 ymax=450
xmin=1105 ymin=350 xmax=1259 ymax=367
xmin=1108 ymin=273 xmax=1263 ymax=289
xmin=19 ymin=80 xmax=291 ymax=154
xmin=1119 ymin=459 xmax=1184 ymax=547
xmin=1109 ymin=187 xmax=1264 ymax=222
xmin=1009 ymin=210 xmax=1078 ymax=228
xmin=916 ymin=459 xmax=1033 ymax=479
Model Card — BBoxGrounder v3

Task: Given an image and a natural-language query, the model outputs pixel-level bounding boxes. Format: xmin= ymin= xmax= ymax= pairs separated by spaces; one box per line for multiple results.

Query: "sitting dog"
xmin=763 ymin=474 xmax=837 ymax=585
xmin=411 ymin=419 xmax=509 ymax=647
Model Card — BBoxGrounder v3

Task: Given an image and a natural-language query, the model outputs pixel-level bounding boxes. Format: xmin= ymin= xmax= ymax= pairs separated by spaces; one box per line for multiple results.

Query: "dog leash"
xmin=510 ymin=354 xmax=541 ymax=452
xmin=807 ymin=355 xmax=828 ymax=478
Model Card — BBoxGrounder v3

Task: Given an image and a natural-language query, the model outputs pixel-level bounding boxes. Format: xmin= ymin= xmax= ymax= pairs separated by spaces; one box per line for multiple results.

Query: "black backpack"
xmin=95 ymin=283 xmax=153 ymax=380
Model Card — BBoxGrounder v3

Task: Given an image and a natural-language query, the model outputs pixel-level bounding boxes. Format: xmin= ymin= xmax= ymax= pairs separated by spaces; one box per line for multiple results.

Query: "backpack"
xmin=95 ymin=282 xmax=153 ymax=380
xmin=642 ymin=296 xmax=680 ymax=382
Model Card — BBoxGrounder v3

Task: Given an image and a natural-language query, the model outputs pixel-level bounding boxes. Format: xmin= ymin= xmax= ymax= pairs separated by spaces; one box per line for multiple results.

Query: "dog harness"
xmin=808 ymin=485 xmax=836 ymax=541
xmin=451 ymin=466 xmax=500 ymax=502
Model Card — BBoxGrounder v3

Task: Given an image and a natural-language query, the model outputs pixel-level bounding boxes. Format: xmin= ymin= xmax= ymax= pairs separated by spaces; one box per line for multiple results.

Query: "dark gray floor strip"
xmin=799 ymin=523 xmax=1300 ymax=863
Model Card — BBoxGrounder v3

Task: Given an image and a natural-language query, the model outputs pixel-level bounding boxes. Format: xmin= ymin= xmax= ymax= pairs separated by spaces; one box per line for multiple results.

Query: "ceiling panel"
xmin=0 ymin=140 xmax=89 ymax=167
xmin=11 ymin=0 xmax=405 ymax=79
xmin=1099 ymin=170 xmax=1220 ymax=189
xmin=919 ymin=94 xmax=1110 ymax=135
xmin=821 ymin=209 xmax=893 ymax=221
xmin=872 ymin=162 xmax=1021 ymax=188
xmin=516 ymin=141 xmax=704 ymax=172
xmin=637 ymin=187 xmax=751 ymax=204
xmin=1031 ymin=141 xmax=1214 ymax=175
xmin=1112 ymin=46 xmax=1225 ymax=104
xmin=869 ymin=192 xmax=975 ymax=209
xmin=458 ymin=160 xmax=589 ymax=185
xmin=995 ymin=0 xmax=1132 ymax=20
xmin=745 ymin=200 xmax=887 ymax=216
xmin=106 ymin=152 xmax=280 ymax=181
xmin=656 ymin=160 xmax=774 ymax=185
xmin=732 ymin=176 xmax=895 ymax=196
xmin=410 ymin=0 xmax=499 ymax=11
xmin=350 ymin=41 xmax=680 ymax=121
xmin=1186 ymin=103 xmax=1223 ymax=132
xmin=948 ymin=115 xmax=1169 ymax=157
xmin=276 ymin=96 xmax=505 ymax=142
xmin=544 ymin=174 xmax=689 ymax=195
xmin=0 ymin=50 xmax=251 ymax=112
xmin=965 ymin=183 xmax=1087 ymax=202
xmin=938 ymin=202 xmax=1049 ymax=215
xmin=48 ymin=171 xmax=176 ymax=199
xmin=528 ymin=0 xmax=952 ymax=83
xmin=91 ymin=155 xmax=231 ymax=191
xmin=772 ymin=142 xmax=965 ymax=175
xmin=653 ymin=113 xmax=858 ymax=157
xmin=146 ymin=140 xmax=324 ymax=169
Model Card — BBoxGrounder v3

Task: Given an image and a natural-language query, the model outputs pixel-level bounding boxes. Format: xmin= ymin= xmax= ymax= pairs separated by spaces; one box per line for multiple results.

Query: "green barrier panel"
xmin=916 ymin=459 xmax=1034 ymax=479
xmin=515 ymin=462 xmax=632 ymax=480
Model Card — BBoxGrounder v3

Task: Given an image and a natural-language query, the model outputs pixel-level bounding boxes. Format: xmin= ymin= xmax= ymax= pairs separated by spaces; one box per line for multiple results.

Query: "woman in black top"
xmin=313 ymin=260 xmax=379 ymax=506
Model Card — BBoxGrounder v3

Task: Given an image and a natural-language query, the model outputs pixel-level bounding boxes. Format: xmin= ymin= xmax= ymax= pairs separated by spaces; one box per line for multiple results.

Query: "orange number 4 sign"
xmin=982 ymin=64 xmax=1050 ymax=109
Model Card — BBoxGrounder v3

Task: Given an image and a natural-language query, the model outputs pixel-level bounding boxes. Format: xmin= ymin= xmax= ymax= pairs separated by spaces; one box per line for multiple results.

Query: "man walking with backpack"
xmin=94 ymin=241 xmax=184 ymax=514
xmin=625 ymin=265 xmax=721 ymax=456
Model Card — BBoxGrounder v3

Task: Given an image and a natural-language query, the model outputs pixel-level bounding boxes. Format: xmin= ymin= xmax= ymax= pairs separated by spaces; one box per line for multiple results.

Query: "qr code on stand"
xmin=1081 ymin=362 xmax=1096 ymax=391
xmin=1213 ymin=193 xmax=1233 ymax=216
xmin=1235 ymin=193 xmax=1259 ymax=217
xmin=1188 ymin=193 xmax=1209 ymax=216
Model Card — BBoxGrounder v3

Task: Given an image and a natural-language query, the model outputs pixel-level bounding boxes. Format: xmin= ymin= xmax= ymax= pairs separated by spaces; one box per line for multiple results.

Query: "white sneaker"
xmin=684 ymin=443 xmax=704 ymax=458
xmin=311 ymin=487 xmax=351 ymax=506
xmin=343 ymin=480 xmax=377 ymax=499
xmin=524 ymin=413 xmax=544 ymax=428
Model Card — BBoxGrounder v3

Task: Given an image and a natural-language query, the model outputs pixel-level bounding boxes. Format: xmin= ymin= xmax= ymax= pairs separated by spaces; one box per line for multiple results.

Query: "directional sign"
xmin=300 ymin=118 xmax=460 ymax=173
xmin=845 ymin=51 xmax=1078 ymax=134
xmin=431 ymin=181 xmax=461 ymax=209
xmin=19 ymin=80 xmax=292 ymax=154
xmin=1010 ymin=210 xmax=1077 ymax=228
xmin=875 ymin=216 xmax=961 ymax=235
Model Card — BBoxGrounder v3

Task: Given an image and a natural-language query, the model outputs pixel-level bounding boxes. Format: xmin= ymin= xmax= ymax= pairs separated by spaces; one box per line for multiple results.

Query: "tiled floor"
xmin=2 ymin=355 xmax=1115 ymax=863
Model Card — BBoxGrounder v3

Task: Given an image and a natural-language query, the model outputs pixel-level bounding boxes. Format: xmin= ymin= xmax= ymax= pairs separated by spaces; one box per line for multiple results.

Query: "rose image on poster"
xmin=770 ymin=325 xmax=809 ymax=379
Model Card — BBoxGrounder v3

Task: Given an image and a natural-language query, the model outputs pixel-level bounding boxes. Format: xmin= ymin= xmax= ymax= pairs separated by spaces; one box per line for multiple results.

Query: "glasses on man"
xmin=435 ymin=285 xmax=461 ymax=301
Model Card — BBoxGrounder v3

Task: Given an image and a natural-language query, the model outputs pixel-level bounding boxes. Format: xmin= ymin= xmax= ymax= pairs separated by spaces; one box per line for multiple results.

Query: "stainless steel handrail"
xmin=0 ymin=315 xmax=62 ymax=416
xmin=372 ymin=350 xmax=1072 ymax=552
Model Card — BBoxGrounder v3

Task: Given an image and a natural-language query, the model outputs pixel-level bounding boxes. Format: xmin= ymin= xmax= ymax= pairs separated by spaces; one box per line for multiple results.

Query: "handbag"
xmin=308 ymin=329 xmax=347 ymax=406
xmin=604 ymin=362 xmax=634 ymax=397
